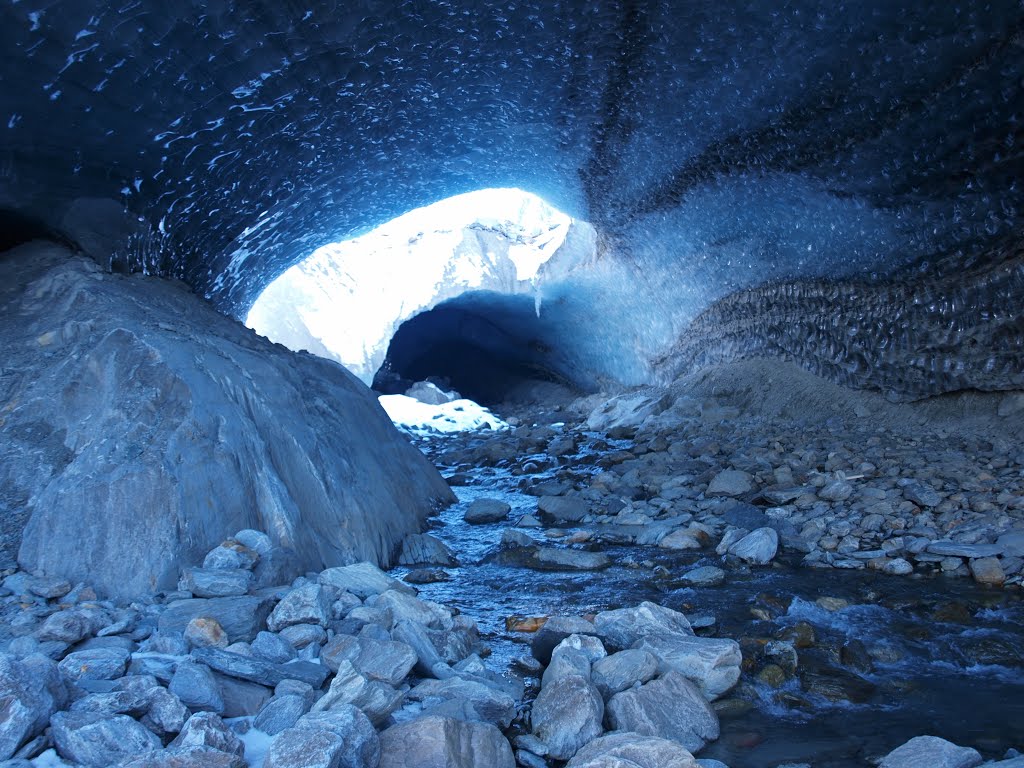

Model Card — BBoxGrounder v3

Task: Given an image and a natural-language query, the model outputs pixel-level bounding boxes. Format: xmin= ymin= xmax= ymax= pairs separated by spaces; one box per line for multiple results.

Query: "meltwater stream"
xmin=394 ymin=427 xmax=1024 ymax=768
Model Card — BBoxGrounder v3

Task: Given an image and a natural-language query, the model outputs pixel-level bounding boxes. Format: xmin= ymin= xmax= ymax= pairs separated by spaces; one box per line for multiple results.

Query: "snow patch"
xmin=379 ymin=394 xmax=508 ymax=435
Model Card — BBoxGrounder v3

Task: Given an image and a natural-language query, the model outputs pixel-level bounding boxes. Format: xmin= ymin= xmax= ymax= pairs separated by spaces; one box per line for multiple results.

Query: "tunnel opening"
xmin=0 ymin=208 xmax=73 ymax=255
xmin=372 ymin=291 xmax=579 ymax=407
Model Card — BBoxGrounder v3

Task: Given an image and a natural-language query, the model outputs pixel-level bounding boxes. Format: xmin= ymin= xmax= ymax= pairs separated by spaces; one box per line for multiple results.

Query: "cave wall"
xmin=1 ymin=0 xmax=1022 ymax=397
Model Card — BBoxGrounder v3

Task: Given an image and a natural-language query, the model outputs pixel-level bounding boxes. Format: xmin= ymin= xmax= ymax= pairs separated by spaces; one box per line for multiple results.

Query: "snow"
xmin=379 ymin=394 xmax=508 ymax=435
xmin=238 ymin=725 xmax=274 ymax=767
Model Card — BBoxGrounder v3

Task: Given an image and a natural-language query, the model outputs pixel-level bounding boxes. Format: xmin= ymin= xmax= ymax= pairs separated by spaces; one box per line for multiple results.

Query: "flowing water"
xmin=395 ymin=429 xmax=1024 ymax=767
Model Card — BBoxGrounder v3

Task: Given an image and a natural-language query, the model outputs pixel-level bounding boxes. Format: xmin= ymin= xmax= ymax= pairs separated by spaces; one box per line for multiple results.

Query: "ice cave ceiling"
xmin=1 ymin=0 xmax=1023 ymax=397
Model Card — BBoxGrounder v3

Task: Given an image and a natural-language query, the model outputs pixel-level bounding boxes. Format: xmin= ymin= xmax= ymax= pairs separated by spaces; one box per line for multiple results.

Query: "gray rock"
xmin=605 ymin=671 xmax=719 ymax=753
xmin=997 ymin=531 xmax=1024 ymax=557
xmin=634 ymin=635 xmax=742 ymax=700
xmin=203 ymin=542 xmax=259 ymax=571
xmin=120 ymin=747 xmax=247 ymax=768
xmin=390 ymin=620 xmax=448 ymax=678
xmin=319 ymin=634 xmax=361 ymax=673
xmin=378 ymin=716 xmax=514 ymax=768
xmin=0 ymin=654 xmax=58 ymax=760
xmin=532 ymin=547 xmax=610 ymax=571
xmin=178 ymin=568 xmax=252 ymax=598
xmin=27 ymin=576 xmax=72 ymax=599
xmin=531 ymin=675 xmax=604 ymax=761
xmin=145 ymin=688 xmax=190 ymax=735
xmin=408 ymin=677 xmax=517 ymax=728
xmin=566 ymin=731 xmax=700 ymax=767
xmin=679 ymin=566 xmax=726 ymax=586
xmin=541 ymin=646 xmax=593 ymax=688
xmin=215 ymin=673 xmax=273 ymax=718
xmin=36 ymin=610 xmax=95 ymax=645
xmin=818 ymin=479 xmax=854 ymax=502
xmin=900 ymin=481 xmax=943 ymax=508
xmin=169 ymin=712 xmax=244 ymax=757
xmin=168 ymin=661 xmax=225 ymax=713
xmin=537 ymin=496 xmax=589 ymax=524
xmin=879 ymin=735 xmax=983 ymax=768
xmin=158 ymin=596 xmax=275 ymax=643
xmin=398 ymin=534 xmax=457 ymax=567
xmin=464 ymin=499 xmax=511 ymax=525
xmin=374 ymin=589 xmax=450 ymax=629
xmin=50 ymin=711 xmax=161 ymax=767
xmin=183 ymin=617 xmax=229 ymax=649
xmin=406 ymin=381 xmax=459 ymax=405
xmin=532 ymin=616 xmax=600 ymax=665
xmin=57 ymin=647 xmax=129 ymax=681
xmin=706 ymin=470 xmax=754 ymax=497
xmin=592 ymin=650 xmax=660 ymax=699
xmin=311 ymin=660 xmax=404 ymax=725
xmin=254 ymin=694 xmax=309 ymax=735
xmin=233 ymin=529 xmax=273 ymax=556
xmin=11 ymin=252 xmax=454 ymax=599
xmin=267 ymin=584 xmax=330 ymax=632
xmin=251 ymin=631 xmax=297 ymax=664
xmin=279 ymin=624 xmax=327 ymax=649
xmin=261 ymin=708 xmax=379 ymax=768
xmin=593 ymin=602 xmax=693 ymax=651
xmin=353 ymin=637 xmax=418 ymax=687
xmin=319 ymin=563 xmax=415 ymax=598
xmin=728 ymin=527 xmax=780 ymax=565
xmin=926 ymin=541 xmax=1003 ymax=558
xmin=190 ymin=647 xmax=329 ymax=688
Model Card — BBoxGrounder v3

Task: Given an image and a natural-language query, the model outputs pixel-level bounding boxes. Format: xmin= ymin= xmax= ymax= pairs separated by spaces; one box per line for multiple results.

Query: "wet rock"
xmin=50 ymin=711 xmax=161 ymax=767
xmin=606 ymin=671 xmax=720 ymax=753
xmin=679 ymin=566 xmax=725 ymax=587
xmin=593 ymin=602 xmax=692 ymax=651
xmin=169 ymin=712 xmax=244 ymax=758
xmin=565 ymin=731 xmax=700 ymax=767
xmin=318 ymin=563 xmax=414 ymax=598
xmin=267 ymin=584 xmax=330 ymax=632
xmin=537 ymin=496 xmax=590 ymax=524
xmin=879 ymin=735 xmax=982 ymax=768
xmin=531 ymin=675 xmax=604 ymax=761
xmin=464 ymin=499 xmax=512 ymax=524
xmin=57 ymin=647 xmax=129 ymax=681
xmin=398 ymin=534 xmax=457 ymax=567
xmin=729 ymin=528 xmax=779 ymax=565
xmin=707 ymin=470 xmax=754 ymax=497
xmin=882 ymin=558 xmax=915 ymax=576
xmin=799 ymin=665 xmax=876 ymax=704
xmin=659 ymin=530 xmax=704 ymax=550
xmin=264 ymin=706 xmax=379 ymax=768
xmin=0 ymin=654 xmax=59 ymax=760
xmin=532 ymin=547 xmax=610 ymax=571
xmin=178 ymin=568 xmax=251 ymax=598
xmin=378 ymin=715 xmax=514 ymax=768
xmin=404 ymin=568 xmax=451 ymax=584
xmin=968 ymin=557 xmax=1005 ymax=585
xmin=158 ymin=596 xmax=274 ymax=643
xmin=591 ymin=650 xmax=660 ymax=699
xmin=635 ymin=635 xmax=742 ymax=700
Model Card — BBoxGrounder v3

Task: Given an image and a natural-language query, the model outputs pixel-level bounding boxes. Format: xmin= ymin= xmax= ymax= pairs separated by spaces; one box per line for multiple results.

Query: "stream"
xmin=395 ymin=426 xmax=1024 ymax=767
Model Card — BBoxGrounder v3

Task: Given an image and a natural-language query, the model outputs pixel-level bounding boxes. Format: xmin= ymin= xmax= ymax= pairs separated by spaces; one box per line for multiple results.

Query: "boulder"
xmin=605 ymin=671 xmax=719 ymax=754
xmin=254 ymin=694 xmax=309 ymax=735
xmin=121 ymin=747 xmax=247 ymax=768
xmin=566 ymin=732 xmax=700 ymax=768
xmin=50 ymin=711 xmax=162 ymax=767
xmin=634 ymin=635 xmax=742 ymax=700
xmin=398 ymin=534 xmax=457 ymax=567
xmin=10 ymin=249 xmax=454 ymax=598
xmin=592 ymin=650 xmax=660 ymax=699
xmin=267 ymin=584 xmax=330 ymax=631
xmin=158 ymin=596 xmax=275 ymax=643
xmin=169 ymin=712 xmax=244 ymax=757
xmin=728 ymin=527 xmax=779 ymax=565
xmin=169 ymin=661 xmax=224 ymax=714
xmin=531 ymin=675 xmax=604 ymax=761
xmin=311 ymin=661 xmax=404 ymax=726
xmin=0 ymin=654 xmax=58 ymax=760
xmin=593 ymin=602 xmax=692 ymax=651
xmin=464 ymin=499 xmax=512 ymax=525
xmin=319 ymin=563 xmax=414 ymax=598
xmin=706 ymin=470 xmax=754 ymax=497
xmin=532 ymin=548 xmax=610 ymax=571
xmin=879 ymin=735 xmax=983 ymax=768
xmin=378 ymin=715 xmax=514 ymax=768
xmin=57 ymin=647 xmax=130 ymax=681
xmin=190 ymin=647 xmax=329 ymax=688
xmin=407 ymin=678 xmax=517 ymax=728
xmin=537 ymin=496 xmax=590 ymax=524
xmin=679 ymin=566 xmax=725 ymax=587
xmin=178 ymin=568 xmax=252 ymax=598
xmin=531 ymin=616 xmax=600 ymax=665
xmin=264 ymin=706 xmax=379 ymax=768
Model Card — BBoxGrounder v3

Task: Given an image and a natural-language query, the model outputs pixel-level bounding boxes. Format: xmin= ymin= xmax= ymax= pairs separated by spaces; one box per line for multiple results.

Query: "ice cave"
xmin=0 ymin=2 xmax=1022 ymax=767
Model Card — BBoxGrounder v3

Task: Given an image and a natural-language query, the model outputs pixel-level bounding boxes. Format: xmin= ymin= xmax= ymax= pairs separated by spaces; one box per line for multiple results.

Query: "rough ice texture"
xmin=0 ymin=244 xmax=454 ymax=595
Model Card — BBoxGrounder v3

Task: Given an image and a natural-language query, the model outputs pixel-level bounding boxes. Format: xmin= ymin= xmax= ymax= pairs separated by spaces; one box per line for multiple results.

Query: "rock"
xmin=203 ymin=542 xmax=259 ymax=570
xmin=565 ymin=732 xmax=700 ymax=767
xmin=216 ymin=673 xmax=273 ymax=718
xmin=398 ymin=534 xmax=457 ymax=567
xmin=658 ymin=530 xmax=704 ymax=550
xmin=900 ymin=481 xmax=943 ymax=508
xmin=145 ymin=688 xmax=190 ymax=735
xmin=537 ymin=496 xmax=590 ymax=524
xmin=251 ymin=631 xmax=297 ymax=664
xmin=531 ymin=675 xmax=604 ymax=761
xmin=311 ymin=661 xmax=404 ymax=726
xmin=818 ymin=479 xmax=854 ymax=502
xmin=36 ymin=610 xmax=94 ymax=645
xmin=190 ymin=647 xmax=329 ymax=689
xmin=679 ymin=566 xmax=725 ymax=586
xmin=279 ymin=624 xmax=327 ymax=649
xmin=408 ymin=678 xmax=516 ymax=728
xmin=0 ymin=654 xmax=58 ymax=760
xmin=968 ymin=557 xmax=1005 ymax=585
xmin=542 ymin=646 xmax=593 ymax=687
xmin=169 ymin=661 xmax=224 ymax=713
xmin=374 ymin=589 xmax=451 ymax=628
xmin=267 ymin=584 xmax=330 ymax=631
xmin=57 ymin=647 xmax=129 ymax=681
xmin=996 ymin=531 xmax=1024 ymax=557
xmin=378 ymin=715 xmax=514 ymax=768
xmin=879 ymin=735 xmax=982 ymax=768
xmin=592 ymin=650 xmax=660 ymax=699
xmin=882 ymin=558 xmax=914 ymax=576
xmin=464 ymin=499 xmax=512 ymax=524
xmin=169 ymin=712 xmax=244 ymax=757
xmin=706 ymin=470 xmax=754 ymax=497
xmin=319 ymin=563 xmax=415 ymax=598
xmin=121 ymin=747 xmax=247 ymax=768
xmin=178 ymin=568 xmax=252 ymax=598
xmin=635 ymin=634 xmax=741 ymax=699
xmin=406 ymin=381 xmax=459 ymax=405
xmin=254 ymin=694 xmax=309 ymax=735
xmin=184 ymin=617 xmax=229 ymax=649
xmin=605 ymin=671 xmax=719 ymax=753
xmin=27 ymin=576 xmax=72 ymax=600
xmin=264 ymin=706 xmax=379 ymax=768
xmin=10 ymin=251 xmax=454 ymax=599
xmin=50 ymin=711 xmax=161 ymax=767
xmin=404 ymin=568 xmax=451 ymax=584
xmin=352 ymin=637 xmax=418 ymax=686
xmin=158 ymin=596 xmax=275 ymax=643
xmin=532 ymin=547 xmax=610 ymax=571
xmin=593 ymin=602 xmax=692 ymax=651
xmin=586 ymin=392 xmax=669 ymax=432
xmin=532 ymin=616 xmax=600 ymax=665
xmin=728 ymin=527 xmax=779 ymax=565
xmin=926 ymin=542 xmax=1002 ymax=558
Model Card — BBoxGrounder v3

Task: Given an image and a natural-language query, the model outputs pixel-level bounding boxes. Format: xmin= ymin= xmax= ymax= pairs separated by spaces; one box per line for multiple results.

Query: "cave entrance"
xmin=372 ymin=291 xmax=574 ymax=407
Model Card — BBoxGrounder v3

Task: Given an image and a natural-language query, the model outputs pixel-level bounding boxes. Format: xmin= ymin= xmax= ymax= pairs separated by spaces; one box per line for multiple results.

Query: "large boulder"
xmin=531 ymin=675 xmax=604 ymax=761
xmin=566 ymin=732 xmax=700 ymax=768
xmin=378 ymin=715 xmax=514 ymax=768
xmin=4 ymin=247 xmax=455 ymax=597
xmin=50 ymin=711 xmax=162 ymax=767
xmin=879 ymin=736 xmax=983 ymax=768
xmin=0 ymin=654 xmax=59 ymax=760
xmin=634 ymin=635 xmax=742 ymax=700
xmin=605 ymin=672 xmax=720 ymax=754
